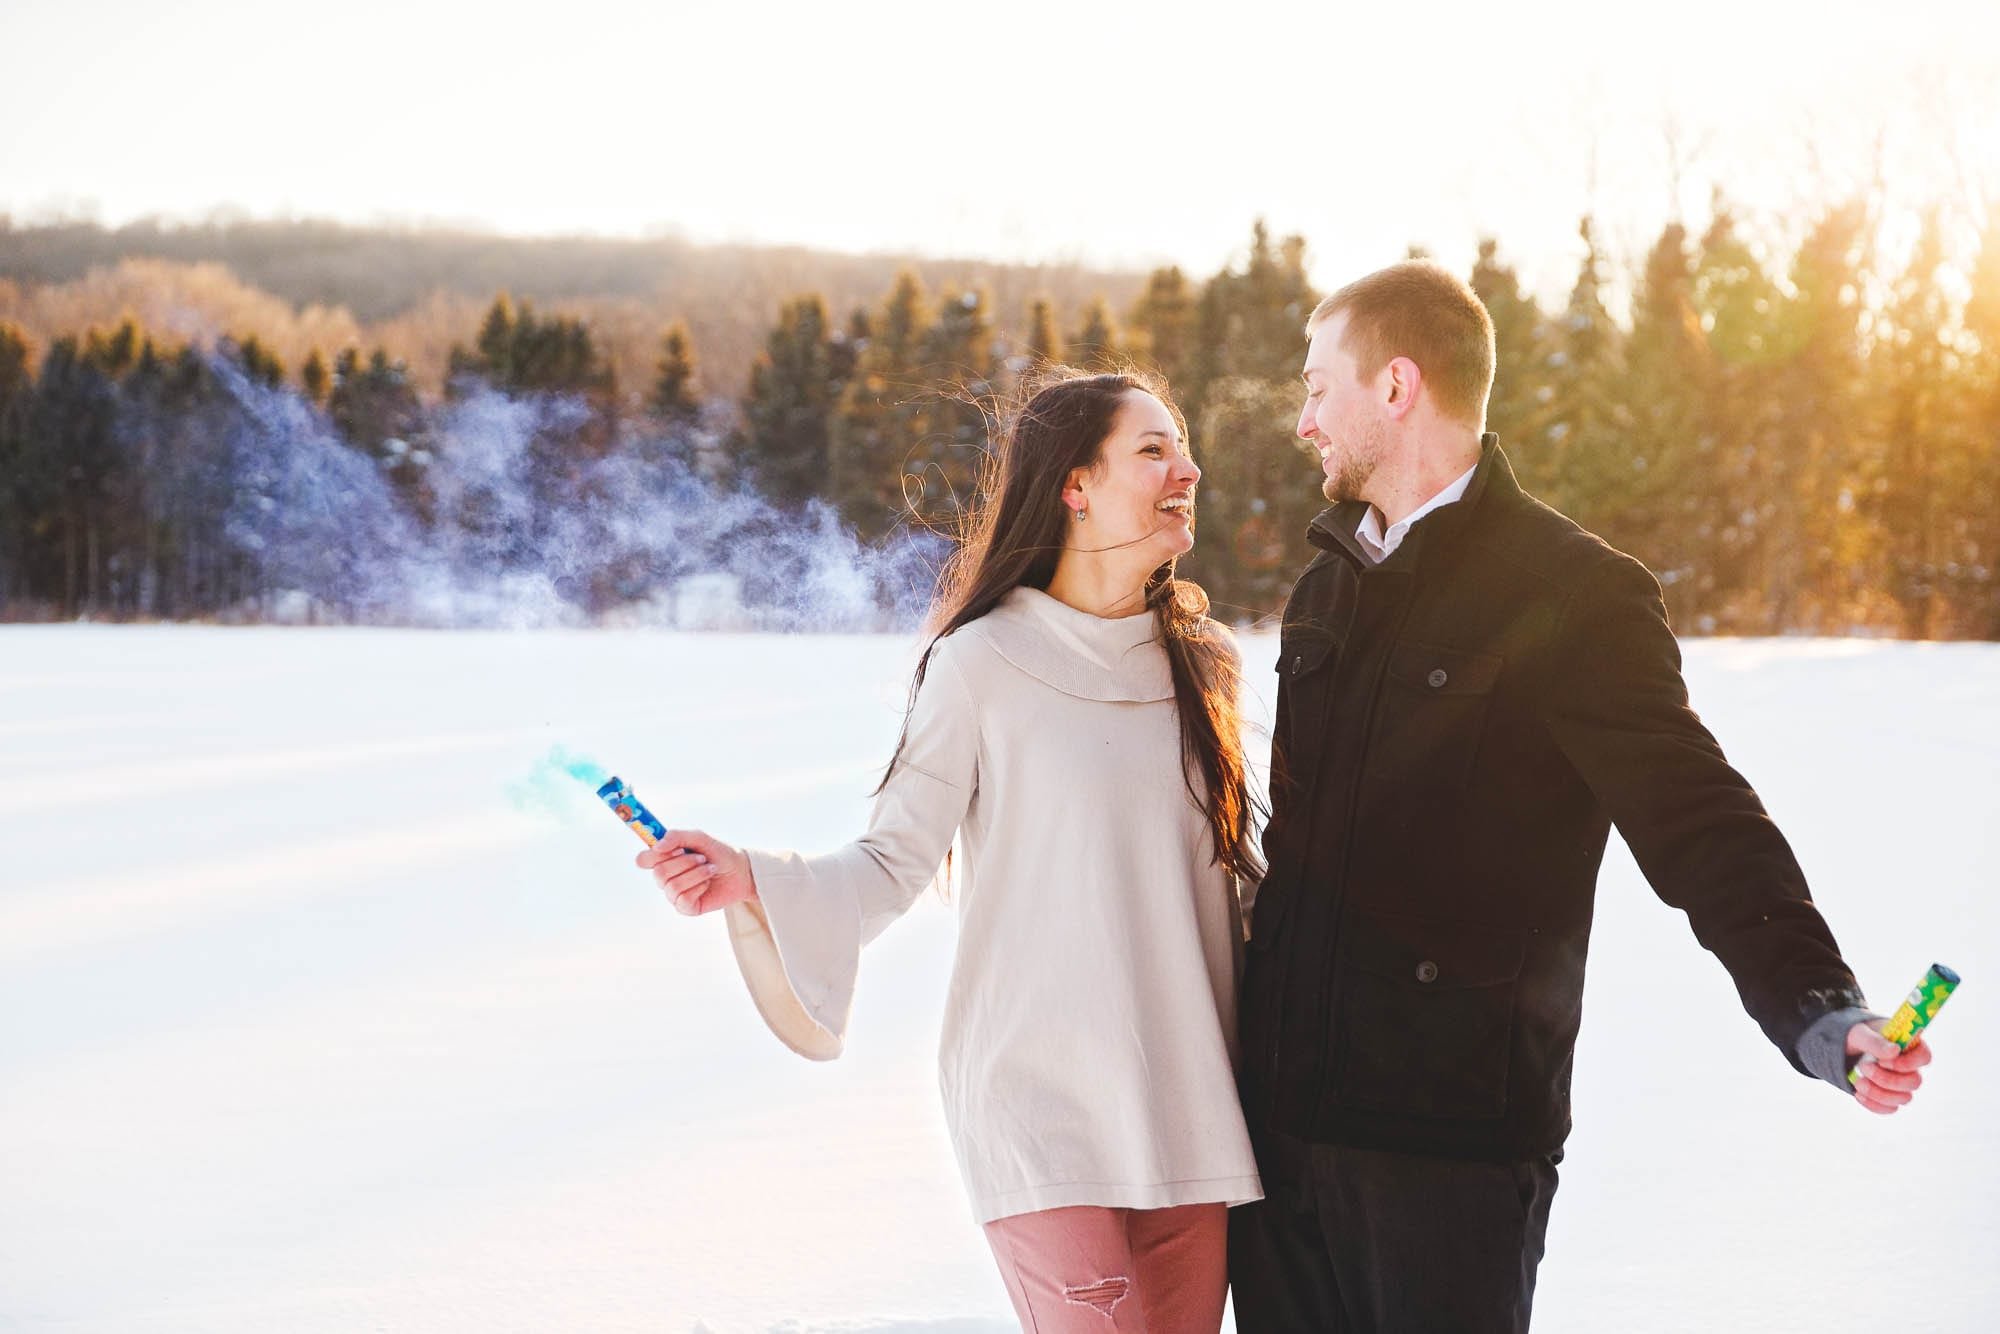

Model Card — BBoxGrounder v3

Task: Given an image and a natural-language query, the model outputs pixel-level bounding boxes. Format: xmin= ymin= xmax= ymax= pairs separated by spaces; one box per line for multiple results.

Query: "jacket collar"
xmin=1307 ymin=433 xmax=1516 ymax=570
xmin=970 ymin=586 xmax=1174 ymax=703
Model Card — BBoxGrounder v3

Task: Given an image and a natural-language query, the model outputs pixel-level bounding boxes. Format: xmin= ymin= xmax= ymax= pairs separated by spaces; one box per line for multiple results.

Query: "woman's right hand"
xmin=636 ymin=829 xmax=757 ymax=916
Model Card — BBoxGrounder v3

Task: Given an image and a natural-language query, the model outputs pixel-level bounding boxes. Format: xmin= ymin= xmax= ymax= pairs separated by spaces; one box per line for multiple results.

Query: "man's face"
xmin=1297 ymin=312 xmax=1388 ymax=505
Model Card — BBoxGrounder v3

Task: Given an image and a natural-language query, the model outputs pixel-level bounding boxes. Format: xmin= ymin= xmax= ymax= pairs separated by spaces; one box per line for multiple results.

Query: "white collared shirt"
xmin=1355 ymin=462 xmax=1479 ymax=564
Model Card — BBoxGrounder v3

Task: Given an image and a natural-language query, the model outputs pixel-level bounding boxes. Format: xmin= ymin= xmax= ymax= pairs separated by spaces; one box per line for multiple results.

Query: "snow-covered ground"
xmin=2 ymin=626 xmax=1994 ymax=1332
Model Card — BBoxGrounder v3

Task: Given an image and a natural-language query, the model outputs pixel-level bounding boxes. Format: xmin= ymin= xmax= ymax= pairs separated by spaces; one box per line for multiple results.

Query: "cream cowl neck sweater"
xmin=722 ymin=585 xmax=1263 ymax=1223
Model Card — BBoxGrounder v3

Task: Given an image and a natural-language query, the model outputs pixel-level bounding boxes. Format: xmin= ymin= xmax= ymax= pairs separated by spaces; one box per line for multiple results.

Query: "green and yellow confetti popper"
xmin=1850 ymin=963 xmax=1960 ymax=1085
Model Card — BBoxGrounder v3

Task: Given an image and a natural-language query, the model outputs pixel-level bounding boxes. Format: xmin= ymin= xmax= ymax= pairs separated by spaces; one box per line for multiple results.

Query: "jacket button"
xmin=1415 ymin=960 xmax=1439 ymax=983
xmin=1426 ymin=668 xmax=1448 ymax=688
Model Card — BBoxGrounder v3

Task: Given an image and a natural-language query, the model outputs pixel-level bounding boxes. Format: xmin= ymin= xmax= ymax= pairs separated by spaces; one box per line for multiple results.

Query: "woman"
xmin=638 ymin=369 xmax=1263 ymax=1332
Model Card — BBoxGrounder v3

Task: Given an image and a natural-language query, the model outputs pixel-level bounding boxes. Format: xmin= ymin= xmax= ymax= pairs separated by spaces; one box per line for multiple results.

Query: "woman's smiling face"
xmin=1065 ymin=389 xmax=1201 ymax=564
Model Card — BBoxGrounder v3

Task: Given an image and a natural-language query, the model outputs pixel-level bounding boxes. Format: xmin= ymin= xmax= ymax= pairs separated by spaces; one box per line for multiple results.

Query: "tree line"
xmin=0 ymin=218 xmax=1145 ymax=405
xmin=1 ymin=209 xmax=1996 ymax=636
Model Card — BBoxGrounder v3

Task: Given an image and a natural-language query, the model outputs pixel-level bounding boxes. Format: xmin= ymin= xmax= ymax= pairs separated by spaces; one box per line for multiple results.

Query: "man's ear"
xmin=1384 ymin=357 xmax=1423 ymax=421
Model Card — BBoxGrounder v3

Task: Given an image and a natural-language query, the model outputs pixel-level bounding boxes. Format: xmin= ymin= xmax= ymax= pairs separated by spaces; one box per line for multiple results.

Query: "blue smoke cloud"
xmin=195 ymin=361 xmax=947 ymax=631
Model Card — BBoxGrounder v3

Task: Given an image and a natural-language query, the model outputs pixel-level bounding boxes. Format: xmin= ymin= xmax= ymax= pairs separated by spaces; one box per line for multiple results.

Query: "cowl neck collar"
xmin=967 ymin=586 xmax=1173 ymax=703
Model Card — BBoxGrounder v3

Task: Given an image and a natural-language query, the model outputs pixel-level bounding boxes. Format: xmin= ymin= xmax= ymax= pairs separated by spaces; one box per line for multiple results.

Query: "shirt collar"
xmin=1354 ymin=460 xmax=1480 ymax=564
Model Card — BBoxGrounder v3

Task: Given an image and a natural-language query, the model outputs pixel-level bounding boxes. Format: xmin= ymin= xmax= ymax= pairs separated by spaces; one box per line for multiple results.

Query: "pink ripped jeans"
xmin=982 ymin=1203 xmax=1228 ymax=1333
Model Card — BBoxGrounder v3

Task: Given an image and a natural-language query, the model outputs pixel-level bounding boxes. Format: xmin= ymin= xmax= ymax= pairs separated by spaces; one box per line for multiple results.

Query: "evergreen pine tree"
xmin=649 ymin=321 xmax=701 ymax=423
xmin=1872 ymin=211 xmax=1955 ymax=636
xmin=1693 ymin=202 xmax=1810 ymax=629
xmin=1542 ymin=216 xmax=1628 ymax=532
xmin=1959 ymin=213 xmax=2000 ymax=635
xmin=0 ymin=325 xmax=28 ymax=414
xmin=1767 ymin=201 xmax=1873 ymax=630
xmin=449 ymin=294 xmax=613 ymax=400
xmin=0 ymin=324 xmax=37 ymax=610
xmin=457 ymin=295 xmax=516 ymax=386
xmin=739 ymin=294 xmax=843 ymax=509
xmin=1178 ymin=376 xmax=1317 ymax=622
xmin=1168 ymin=222 xmax=1322 ymax=613
xmin=1026 ymin=297 xmax=1063 ymax=366
xmin=84 ymin=319 xmax=142 ymax=378
xmin=908 ymin=287 xmax=998 ymax=533
xmin=833 ymin=308 xmax=870 ymax=385
xmin=27 ymin=336 xmax=123 ymax=614
xmin=1067 ymin=296 xmax=1120 ymax=372
xmin=1126 ymin=266 xmax=1197 ymax=387
xmin=1900 ymin=214 xmax=1993 ymax=638
xmin=231 ymin=334 xmax=286 ymax=388
xmin=301 ymin=349 xmax=330 ymax=405
xmin=831 ymin=271 xmax=932 ymax=536
xmin=1623 ymin=219 xmax=1714 ymax=620
xmin=328 ymin=346 xmax=428 ymax=515
xmin=1233 ymin=222 xmax=1318 ymax=382
xmin=1468 ymin=239 xmax=1552 ymax=487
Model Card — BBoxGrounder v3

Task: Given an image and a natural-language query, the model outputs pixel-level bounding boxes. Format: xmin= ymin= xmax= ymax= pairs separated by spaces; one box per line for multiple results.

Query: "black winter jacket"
xmin=1239 ymin=437 xmax=1865 ymax=1161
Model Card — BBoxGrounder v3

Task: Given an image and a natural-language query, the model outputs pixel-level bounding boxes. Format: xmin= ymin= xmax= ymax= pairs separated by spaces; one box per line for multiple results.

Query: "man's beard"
xmin=1320 ymin=422 xmax=1387 ymax=503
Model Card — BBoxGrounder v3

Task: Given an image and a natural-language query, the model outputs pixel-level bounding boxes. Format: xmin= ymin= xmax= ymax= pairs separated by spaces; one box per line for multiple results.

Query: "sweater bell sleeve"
xmin=722 ymin=644 xmax=979 ymax=1060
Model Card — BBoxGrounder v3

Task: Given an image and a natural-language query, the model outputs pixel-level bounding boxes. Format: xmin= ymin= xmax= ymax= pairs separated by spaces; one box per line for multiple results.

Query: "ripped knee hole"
xmin=1062 ymin=1276 xmax=1130 ymax=1317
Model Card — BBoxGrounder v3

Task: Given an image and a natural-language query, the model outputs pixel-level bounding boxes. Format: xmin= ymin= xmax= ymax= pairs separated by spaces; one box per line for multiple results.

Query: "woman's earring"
xmin=1075 ymin=505 xmax=1088 ymax=522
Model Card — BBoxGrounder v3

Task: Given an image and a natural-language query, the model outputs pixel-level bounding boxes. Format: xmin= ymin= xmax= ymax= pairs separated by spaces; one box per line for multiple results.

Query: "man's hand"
xmin=1847 ymin=1024 xmax=1932 ymax=1115
xmin=637 ymin=829 xmax=757 ymax=916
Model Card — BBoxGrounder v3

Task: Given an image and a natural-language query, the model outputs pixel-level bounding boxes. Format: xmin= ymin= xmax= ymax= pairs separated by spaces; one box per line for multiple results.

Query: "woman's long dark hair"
xmin=881 ymin=366 xmax=1265 ymax=881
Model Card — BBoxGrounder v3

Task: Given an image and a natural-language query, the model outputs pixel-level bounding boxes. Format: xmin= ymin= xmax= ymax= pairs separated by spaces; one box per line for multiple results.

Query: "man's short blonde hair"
xmin=1307 ymin=261 xmax=1496 ymax=428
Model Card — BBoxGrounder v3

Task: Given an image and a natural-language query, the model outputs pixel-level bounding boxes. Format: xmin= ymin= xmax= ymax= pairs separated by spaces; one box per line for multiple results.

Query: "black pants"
xmin=1229 ymin=1128 xmax=1561 ymax=1333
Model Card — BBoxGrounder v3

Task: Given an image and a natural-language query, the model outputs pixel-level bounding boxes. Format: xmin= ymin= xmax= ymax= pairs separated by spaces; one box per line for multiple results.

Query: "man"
xmin=1229 ymin=261 xmax=1934 ymax=1332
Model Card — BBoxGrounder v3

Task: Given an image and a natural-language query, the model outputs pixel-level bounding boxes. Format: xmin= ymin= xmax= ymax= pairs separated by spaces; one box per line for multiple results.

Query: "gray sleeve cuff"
xmin=1795 ymin=1006 xmax=1883 ymax=1092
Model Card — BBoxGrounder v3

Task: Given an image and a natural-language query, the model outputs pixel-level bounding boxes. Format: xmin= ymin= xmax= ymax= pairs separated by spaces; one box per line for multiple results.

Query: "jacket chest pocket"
xmin=1277 ymin=630 xmax=1341 ymax=742
xmin=1280 ymin=629 xmax=1339 ymax=679
xmin=1249 ymin=632 xmax=1342 ymax=955
xmin=1267 ymin=629 xmax=1340 ymax=841
xmin=1376 ymin=640 xmax=1504 ymax=793
xmin=1280 ymin=624 xmax=1344 ymax=704
xmin=1337 ymin=909 xmax=1524 ymax=1121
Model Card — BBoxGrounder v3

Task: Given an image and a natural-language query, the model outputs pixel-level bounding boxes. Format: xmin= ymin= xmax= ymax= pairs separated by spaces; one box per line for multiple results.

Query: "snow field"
xmin=0 ymin=626 xmax=1993 ymax=1331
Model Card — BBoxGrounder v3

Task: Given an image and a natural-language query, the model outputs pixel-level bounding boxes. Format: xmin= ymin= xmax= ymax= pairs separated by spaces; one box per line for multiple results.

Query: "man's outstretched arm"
xmin=1542 ymin=554 xmax=1932 ymax=1110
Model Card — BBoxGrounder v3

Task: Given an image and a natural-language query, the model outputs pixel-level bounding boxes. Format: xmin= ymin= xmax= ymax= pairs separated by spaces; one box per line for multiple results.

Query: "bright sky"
xmin=4 ymin=0 xmax=1997 ymax=303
